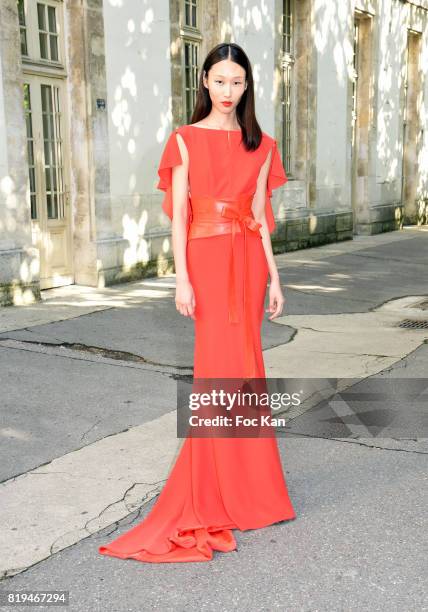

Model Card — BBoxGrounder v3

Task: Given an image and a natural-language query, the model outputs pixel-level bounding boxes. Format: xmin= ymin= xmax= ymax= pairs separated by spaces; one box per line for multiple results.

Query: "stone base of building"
xmin=94 ymin=234 xmax=174 ymax=287
xmin=271 ymin=210 xmax=354 ymax=253
xmin=403 ymin=199 xmax=428 ymax=226
xmin=354 ymin=202 xmax=404 ymax=236
xmin=0 ymin=280 xmax=41 ymax=307
xmin=0 ymin=247 xmax=41 ymax=307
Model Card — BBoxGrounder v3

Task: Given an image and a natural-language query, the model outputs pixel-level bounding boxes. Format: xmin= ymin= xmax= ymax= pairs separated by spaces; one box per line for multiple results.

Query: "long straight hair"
xmin=190 ymin=43 xmax=262 ymax=152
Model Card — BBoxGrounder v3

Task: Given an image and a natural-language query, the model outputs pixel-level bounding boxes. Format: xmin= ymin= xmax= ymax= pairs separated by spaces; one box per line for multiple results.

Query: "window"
xmin=17 ymin=0 xmax=63 ymax=64
xmin=23 ymin=83 xmax=37 ymax=219
xmin=23 ymin=82 xmax=66 ymax=221
xmin=351 ymin=20 xmax=359 ymax=149
xmin=181 ymin=0 xmax=202 ymax=123
xmin=37 ymin=3 xmax=59 ymax=61
xmin=184 ymin=42 xmax=199 ymax=123
xmin=281 ymin=0 xmax=295 ymax=175
xmin=17 ymin=0 xmax=28 ymax=56
xmin=41 ymin=84 xmax=65 ymax=219
xmin=184 ymin=0 xmax=197 ymax=28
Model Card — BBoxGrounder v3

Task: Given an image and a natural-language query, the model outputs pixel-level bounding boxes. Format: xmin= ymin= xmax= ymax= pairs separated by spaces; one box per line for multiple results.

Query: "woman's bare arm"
xmin=251 ymin=147 xmax=286 ymax=320
xmin=171 ymin=133 xmax=196 ymax=319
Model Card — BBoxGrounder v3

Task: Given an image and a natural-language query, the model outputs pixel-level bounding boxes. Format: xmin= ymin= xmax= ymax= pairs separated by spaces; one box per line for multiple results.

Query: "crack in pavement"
xmin=48 ymin=479 xmax=167 ymax=557
xmin=1 ymin=425 xmax=172 ymax=486
xmin=0 ymin=306 xmax=116 ymax=337
xmin=80 ymin=419 xmax=102 ymax=443
xmin=0 ymin=337 xmax=192 ymax=369
xmin=86 ymin=479 xmax=166 ymax=535
xmin=281 ymin=287 xmax=374 ymax=304
xmin=30 ymin=471 xmax=107 ymax=481
xmin=0 ymin=480 xmax=168 ymax=578
xmin=360 ymin=356 xmax=394 ymax=377
xmin=21 ymin=326 xmax=66 ymax=344
xmin=274 ymin=432 xmax=428 ymax=454
xmin=1 ymin=565 xmax=30 ymax=580
xmin=296 ymin=326 xmax=346 ymax=333
xmin=280 ymin=347 xmax=394 ymax=358
xmin=0 ymin=338 xmax=194 ymax=375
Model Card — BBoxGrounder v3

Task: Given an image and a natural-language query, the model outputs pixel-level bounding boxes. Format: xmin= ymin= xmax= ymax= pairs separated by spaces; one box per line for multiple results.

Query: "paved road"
xmin=0 ymin=227 xmax=427 ymax=611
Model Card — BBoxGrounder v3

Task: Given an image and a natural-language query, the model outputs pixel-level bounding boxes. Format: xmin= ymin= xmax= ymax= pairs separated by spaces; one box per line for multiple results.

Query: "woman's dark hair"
xmin=190 ymin=43 xmax=262 ymax=151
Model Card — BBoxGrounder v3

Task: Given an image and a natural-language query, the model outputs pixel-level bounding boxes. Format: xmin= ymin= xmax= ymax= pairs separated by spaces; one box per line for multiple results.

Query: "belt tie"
xmin=219 ymin=204 xmax=262 ymax=379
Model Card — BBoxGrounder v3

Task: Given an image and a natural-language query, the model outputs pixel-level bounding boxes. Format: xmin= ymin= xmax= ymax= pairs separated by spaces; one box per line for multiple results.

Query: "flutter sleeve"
xmin=265 ymin=139 xmax=288 ymax=234
xmin=156 ymin=129 xmax=191 ymax=225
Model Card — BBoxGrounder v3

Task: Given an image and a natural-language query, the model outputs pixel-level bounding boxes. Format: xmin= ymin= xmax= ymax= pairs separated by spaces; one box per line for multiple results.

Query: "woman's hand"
xmin=266 ymin=277 xmax=286 ymax=320
xmin=175 ymin=278 xmax=196 ymax=320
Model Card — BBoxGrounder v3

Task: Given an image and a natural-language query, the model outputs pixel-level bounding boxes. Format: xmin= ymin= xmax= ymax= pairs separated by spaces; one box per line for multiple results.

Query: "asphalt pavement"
xmin=0 ymin=226 xmax=427 ymax=612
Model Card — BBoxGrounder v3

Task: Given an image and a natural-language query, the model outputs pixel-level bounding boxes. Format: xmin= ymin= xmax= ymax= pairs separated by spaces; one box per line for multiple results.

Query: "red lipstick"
xmin=221 ymin=102 xmax=232 ymax=107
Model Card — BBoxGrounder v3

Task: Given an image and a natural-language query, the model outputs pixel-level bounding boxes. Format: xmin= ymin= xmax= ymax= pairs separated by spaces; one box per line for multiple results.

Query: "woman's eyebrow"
xmin=213 ymin=74 xmax=244 ymax=79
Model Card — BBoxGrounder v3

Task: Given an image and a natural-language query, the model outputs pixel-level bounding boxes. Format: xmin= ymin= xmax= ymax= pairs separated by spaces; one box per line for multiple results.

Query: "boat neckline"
xmin=186 ymin=124 xmax=242 ymax=133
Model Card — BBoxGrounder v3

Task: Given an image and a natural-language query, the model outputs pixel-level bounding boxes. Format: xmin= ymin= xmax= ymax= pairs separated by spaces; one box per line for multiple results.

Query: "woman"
xmin=98 ymin=42 xmax=296 ymax=563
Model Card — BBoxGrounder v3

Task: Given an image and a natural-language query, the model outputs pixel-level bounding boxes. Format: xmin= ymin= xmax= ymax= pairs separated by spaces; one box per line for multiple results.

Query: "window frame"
xmin=18 ymin=0 xmax=66 ymax=69
xmin=180 ymin=0 xmax=203 ymax=124
xmin=281 ymin=0 xmax=296 ymax=178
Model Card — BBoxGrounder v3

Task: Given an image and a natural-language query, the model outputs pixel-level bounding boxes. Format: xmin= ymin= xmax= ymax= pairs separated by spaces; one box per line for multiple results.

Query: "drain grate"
xmin=397 ymin=319 xmax=428 ymax=329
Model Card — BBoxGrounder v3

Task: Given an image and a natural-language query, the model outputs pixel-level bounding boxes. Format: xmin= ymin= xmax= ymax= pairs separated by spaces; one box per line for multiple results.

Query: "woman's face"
xmin=203 ymin=59 xmax=247 ymax=115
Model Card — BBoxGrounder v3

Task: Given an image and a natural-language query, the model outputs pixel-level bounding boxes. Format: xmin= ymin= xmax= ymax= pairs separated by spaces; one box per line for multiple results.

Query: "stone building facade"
xmin=0 ymin=0 xmax=427 ymax=306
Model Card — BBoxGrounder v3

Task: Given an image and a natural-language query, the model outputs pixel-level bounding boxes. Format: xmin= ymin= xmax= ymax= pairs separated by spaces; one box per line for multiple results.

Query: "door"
xmin=23 ymin=74 xmax=73 ymax=289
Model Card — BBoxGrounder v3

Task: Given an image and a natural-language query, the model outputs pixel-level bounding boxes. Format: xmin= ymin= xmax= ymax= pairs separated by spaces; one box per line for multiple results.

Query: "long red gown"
xmin=98 ymin=125 xmax=296 ymax=563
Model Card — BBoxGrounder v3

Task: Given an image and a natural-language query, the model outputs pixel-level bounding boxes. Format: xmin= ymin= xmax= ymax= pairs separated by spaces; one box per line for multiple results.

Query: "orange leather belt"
xmin=188 ymin=193 xmax=262 ymax=379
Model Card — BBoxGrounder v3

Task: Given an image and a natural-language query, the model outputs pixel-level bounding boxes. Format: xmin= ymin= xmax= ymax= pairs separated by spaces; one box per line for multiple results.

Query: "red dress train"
xmin=98 ymin=125 xmax=296 ymax=563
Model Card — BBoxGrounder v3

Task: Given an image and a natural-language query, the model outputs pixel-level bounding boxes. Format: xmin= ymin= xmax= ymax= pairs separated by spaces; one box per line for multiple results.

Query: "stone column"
xmin=66 ymin=0 xmax=112 ymax=287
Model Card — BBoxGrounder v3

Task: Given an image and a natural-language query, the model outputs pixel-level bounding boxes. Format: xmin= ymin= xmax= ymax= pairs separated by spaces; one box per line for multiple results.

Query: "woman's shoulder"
xmin=174 ymin=124 xmax=192 ymax=135
xmin=261 ymin=131 xmax=276 ymax=147
xmin=172 ymin=125 xmax=194 ymax=147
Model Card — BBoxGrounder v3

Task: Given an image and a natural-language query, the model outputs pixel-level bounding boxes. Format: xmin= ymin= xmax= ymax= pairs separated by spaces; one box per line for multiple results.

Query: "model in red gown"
xmin=98 ymin=124 xmax=296 ymax=563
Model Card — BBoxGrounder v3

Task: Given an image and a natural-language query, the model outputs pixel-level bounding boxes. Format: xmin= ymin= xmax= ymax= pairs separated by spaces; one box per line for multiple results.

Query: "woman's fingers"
xmin=189 ymin=297 xmax=196 ymax=320
xmin=267 ymin=296 xmax=286 ymax=320
xmin=176 ymin=300 xmax=196 ymax=319
xmin=175 ymin=279 xmax=195 ymax=318
xmin=184 ymin=303 xmax=194 ymax=317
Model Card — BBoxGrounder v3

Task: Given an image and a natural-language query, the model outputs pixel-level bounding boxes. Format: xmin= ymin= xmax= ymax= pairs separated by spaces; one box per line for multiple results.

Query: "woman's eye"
xmin=215 ymin=80 xmax=242 ymax=85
